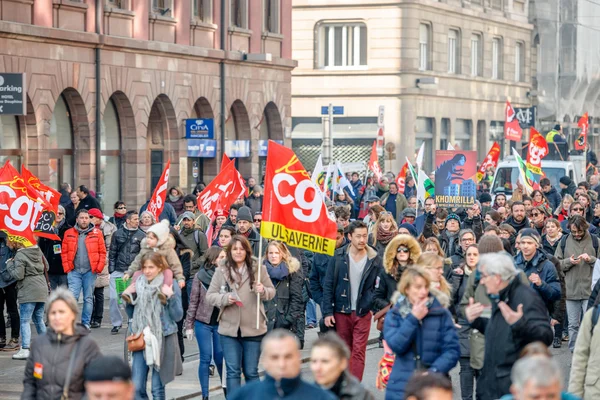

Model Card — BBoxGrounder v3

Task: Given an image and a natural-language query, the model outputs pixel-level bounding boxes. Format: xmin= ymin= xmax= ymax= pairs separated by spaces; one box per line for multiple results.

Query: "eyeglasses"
xmin=254 ymin=219 xmax=262 ymax=222
xmin=380 ymin=211 xmax=392 ymax=216
xmin=397 ymin=247 xmax=410 ymax=253
xmin=531 ymin=212 xmax=540 ymax=217
xmin=57 ymin=212 xmax=65 ymax=216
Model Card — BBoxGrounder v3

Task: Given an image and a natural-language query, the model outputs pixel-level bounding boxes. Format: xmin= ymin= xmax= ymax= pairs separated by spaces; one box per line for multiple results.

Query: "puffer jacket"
xmin=372 ymin=235 xmax=421 ymax=313
xmin=383 ymin=295 xmax=460 ymax=399
xmin=126 ymin=282 xmax=184 ymax=336
xmin=95 ymin=221 xmax=117 ymax=288
xmin=125 ymin=236 xmax=185 ymax=282
xmin=3 ymin=246 xmax=48 ymax=303
xmin=38 ymin=220 xmax=71 ymax=276
xmin=569 ymin=306 xmax=600 ymax=399
xmin=61 ymin=225 xmax=106 ymax=274
xmin=556 ymin=231 xmax=600 ymax=300
xmin=367 ymin=232 xmax=396 ymax=258
xmin=22 ymin=324 xmax=101 ymax=400
xmin=263 ymin=257 xmax=304 ymax=332
xmin=514 ymin=250 xmax=561 ymax=306
xmin=108 ymin=225 xmax=145 ymax=273
xmin=206 ymin=258 xmax=276 ymax=337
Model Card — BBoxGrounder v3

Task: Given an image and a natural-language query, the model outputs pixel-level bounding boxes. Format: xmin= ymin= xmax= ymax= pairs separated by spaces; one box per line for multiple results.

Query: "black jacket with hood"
xmin=38 ymin=220 xmax=71 ymax=276
xmin=108 ymin=225 xmax=146 ymax=274
xmin=505 ymin=215 xmax=530 ymax=233
xmin=264 ymin=256 xmax=305 ymax=331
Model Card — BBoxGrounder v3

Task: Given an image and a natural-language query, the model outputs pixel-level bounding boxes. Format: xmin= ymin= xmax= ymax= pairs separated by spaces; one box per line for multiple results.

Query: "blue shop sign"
xmin=225 ymin=140 xmax=251 ymax=158
xmin=187 ymin=139 xmax=216 ymax=158
xmin=185 ymin=118 xmax=214 ymax=139
xmin=258 ymin=140 xmax=284 ymax=156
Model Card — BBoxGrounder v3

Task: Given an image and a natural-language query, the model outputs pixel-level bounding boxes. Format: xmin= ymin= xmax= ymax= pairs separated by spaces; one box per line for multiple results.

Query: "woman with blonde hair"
xmin=422 ymin=237 xmax=445 ymax=258
xmin=416 ymin=252 xmax=451 ymax=308
xmin=368 ymin=212 xmax=399 ymax=257
xmin=555 ymin=194 xmax=574 ymax=222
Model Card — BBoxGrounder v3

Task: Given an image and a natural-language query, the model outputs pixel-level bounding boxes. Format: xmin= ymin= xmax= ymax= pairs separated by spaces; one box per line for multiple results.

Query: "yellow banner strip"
xmin=261 ymin=221 xmax=336 ymax=256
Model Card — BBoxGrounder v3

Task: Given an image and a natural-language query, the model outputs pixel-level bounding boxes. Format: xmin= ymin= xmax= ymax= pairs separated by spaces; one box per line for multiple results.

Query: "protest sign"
xmin=434 ymin=150 xmax=477 ymax=208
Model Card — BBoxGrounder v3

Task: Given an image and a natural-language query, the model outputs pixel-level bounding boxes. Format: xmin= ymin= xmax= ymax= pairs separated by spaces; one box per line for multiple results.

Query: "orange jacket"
xmin=61 ymin=227 xmax=106 ymax=274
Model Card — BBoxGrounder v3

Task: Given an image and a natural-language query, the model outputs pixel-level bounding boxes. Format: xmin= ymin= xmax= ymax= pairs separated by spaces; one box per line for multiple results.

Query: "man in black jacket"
xmin=465 ymin=252 xmax=553 ymax=400
xmin=107 ymin=211 xmax=145 ymax=334
xmin=322 ymin=220 xmax=383 ymax=380
xmin=505 ymin=201 xmax=530 ymax=233
xmin=75 ymin=185 xmax=102 ymax=212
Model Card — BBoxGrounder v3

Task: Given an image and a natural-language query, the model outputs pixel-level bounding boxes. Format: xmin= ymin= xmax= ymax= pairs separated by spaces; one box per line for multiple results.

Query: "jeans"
xmin=109 ymin=271 xmax=124 ymax=327
xmin=0 ymin=282 xmax=20 ymax=339
xmin=195 ymin=321 xmax=223 ymax=396
xmin=68 ymin=270 xmax=96 ymax=327
xmin=220 ymin=335 xmax=261 ymax=393
xmin=459 ymin=357 xmax=480 ymax=400
xmin=20 ymin=302 xmax=46 ymax=349
xmin=91 ymin=287 xmax=104 ymax=323
xmin=48 ymin=274 xmax=68 ymax=290
xmin=306 ymin=299 xmax=317 ymax=325
xmin=132 ymin=350 xmax=165 ymax=400
xmin=567 ymin=299 xmax=588 ymax=352
xmin=334 ymin=311 xmax=372 ymax=380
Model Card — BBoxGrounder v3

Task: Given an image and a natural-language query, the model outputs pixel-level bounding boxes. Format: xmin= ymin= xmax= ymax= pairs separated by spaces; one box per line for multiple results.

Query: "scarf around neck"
xmin=377 ymin=225 xmax=397 ymax=244
xmin=168 ymin=194 xmax=180 ymax=203
xmin=265 ymin=260 xmax=289 ymax=283
xmin=131 ymin=273 xmax=165 ymax=367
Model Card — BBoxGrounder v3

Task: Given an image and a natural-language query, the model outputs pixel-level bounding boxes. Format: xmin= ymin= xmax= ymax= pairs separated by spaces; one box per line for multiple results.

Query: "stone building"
xmin=0 ymin=0 xmax=294 ymax=210
xmin=291 ymin=0 xmax=533 ymax=174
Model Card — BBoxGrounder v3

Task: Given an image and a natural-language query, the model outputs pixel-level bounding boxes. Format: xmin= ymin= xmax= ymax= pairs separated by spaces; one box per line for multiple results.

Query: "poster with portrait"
xmin=434 ymin=150 xmax=478 ymax=208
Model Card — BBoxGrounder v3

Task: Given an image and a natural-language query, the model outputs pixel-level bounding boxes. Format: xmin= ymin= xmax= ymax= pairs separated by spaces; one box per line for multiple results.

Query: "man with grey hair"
xmin=509 ymin=357 xmax=563 ymax=400
xmin=229 ymin=329 xmax=334 ymax=399
xmin=465 ymin=252 xmax=553 ymax=400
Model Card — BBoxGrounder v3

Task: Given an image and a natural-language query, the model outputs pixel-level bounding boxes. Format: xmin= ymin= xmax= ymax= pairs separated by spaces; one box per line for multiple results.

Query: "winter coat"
xmin=229 ymin=374 xmax=335 ymax=400
xmin=125 ymin=236 xmax=185 ymax=282
xmin=380 ymin=192 xmax=408 ymax=223
xmin=461 ymin=215 xmax=484 ymax=241
xmin=75 ymin=195 xmax=102 ymax=212
xmin=471 ymin=277 xmax=554 ymax=400
xmin=126 ymin=281 xmax=184 ymax=337
xmin=569 ymin=306 xmax=600 ymax=399
xmin=505 ymin=215 xmax=530 ymax=233
xmin=367 ymin=233 xmax=394 ymax=259
xmin=372 ymin=235 xmax=421 ymax=313
xmin=241 ymin=227 xmax=268 ymax=258
xmin=38 ymin=221 xmax=71 ymax=276
xmin=423 ymin=212 xmax=458 ymax=256
xmin=555 ymin=231 xmax=600 ymax=300
xmin=545 ymin=186 xmax=563 ymax=212
xmin=514 ymin=250 xmax=562 ymax=306
xmin=383 ymin=296 xmax=460 ymax=399
xmin=330 ymin=371 xmax=375 ymax=400
xmin=61 ymin=225 xmax=106 ymax=274
xmin=449 ymin=266 xmax=473 ymax=358
xmin=322 ymin=245 xmax=383 ymax=318
xmin=108 ymin=225 xmax=145 ymax=274
xmin=542 ymin=234 xmax=563 ymax=256
xmin=3 ymin=246 xmax=48 ymax=304
xmin=449 ymin=246 xmax=466 ymax=270
xmin=95 ymin=221 xmax=117 ymax=288
xmin=561 ymin=219 xmax=598 ymax=235
xmin=108 ymin=214 xmax=127 ymax=231
xmin=264 ymin=257 xmax=305 ymax=332
xmin=166 ymin=195 xmax=185 ymax=216
xmin=22 ymin=324 xmax=101 ymax=400
xmin=178 ymin=227 xmax=209 ymax=276
xmin=139 ymin=201 xmax=177 ymax=226
xmin=310 ymin=252 xmax=335 ymax=308
xmin=206 ymin=258 xmax=276 ymax=337
xmin=0 ymin=237 xmax=15 ymax=289
xmin=185 ymin=267 xmax=218 ymax=328
xmin=245 ymin=195 xmax=264 ymax=217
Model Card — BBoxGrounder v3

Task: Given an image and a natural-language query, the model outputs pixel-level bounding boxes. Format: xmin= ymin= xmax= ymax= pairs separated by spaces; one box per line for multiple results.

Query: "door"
xmin=150 ymin=150 xmax=164 ymax=193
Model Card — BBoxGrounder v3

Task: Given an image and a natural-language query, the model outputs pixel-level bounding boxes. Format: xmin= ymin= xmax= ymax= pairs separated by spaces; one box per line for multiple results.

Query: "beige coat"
xmin=569 ymin=307 xmax=600 ymax=399
xmin=125 ymin=236 xmax=185 ymax=282
xmin=206 ymin=259 xmax=275 ymax=337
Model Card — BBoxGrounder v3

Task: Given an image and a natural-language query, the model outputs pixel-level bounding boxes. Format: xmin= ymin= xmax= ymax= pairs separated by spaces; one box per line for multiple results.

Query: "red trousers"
xmin=334 ymin=311 xmax=372 ymax=380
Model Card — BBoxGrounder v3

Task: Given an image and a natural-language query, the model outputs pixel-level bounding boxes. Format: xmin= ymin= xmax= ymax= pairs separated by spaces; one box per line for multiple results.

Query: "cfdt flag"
xmin=526 ymin=128 xmax=549 ymax=175
xmin=434 ymin=150 xmax=477 ymax=209
xmin=476 ymin=142 xmax=500 ymax=182
xmin=0 ymin=161 xmax=57 ymax=246
xmin=575 ymin=112 xmax=589 ymax=151
xmin=261 ymin=141 xmax=337 ymax=256
xmin=396 ymin=162 xmax=409 ymax=192
xmin=368 ymin=141 xmax=383 ymax=181
xmin=21 ymin=166 xmax=61 ymax=240
xmin=147 ymin=160 xmax=170 ymax=221
xmin=513 ymin=147 xmax=539 ymax=195
xmin=505 ymin=101 xmax=523 ymax=142
xmin=197 ymin=160 xmax=246 ymax=220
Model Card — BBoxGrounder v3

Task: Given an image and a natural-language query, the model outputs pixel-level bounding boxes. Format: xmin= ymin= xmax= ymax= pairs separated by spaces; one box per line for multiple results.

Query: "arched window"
xmin=48 ymin=95 xmax=74 ymax=190
xmin=0 ymin=115 xmax=21 ymax=169
xmin=101 ymin=98 xmax=121 ymax=211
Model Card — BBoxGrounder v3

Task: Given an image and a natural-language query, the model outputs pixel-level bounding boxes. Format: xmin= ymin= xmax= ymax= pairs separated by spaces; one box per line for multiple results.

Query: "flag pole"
xmin=256 ymin=235 xmax=263 ymax=330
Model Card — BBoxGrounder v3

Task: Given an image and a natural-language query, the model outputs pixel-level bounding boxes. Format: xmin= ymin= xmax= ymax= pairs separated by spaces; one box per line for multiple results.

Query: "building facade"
xmin=292 ymin=0 xmax=533 ymax=174
xmin=0 ymin=0 xmax=294 ymax=211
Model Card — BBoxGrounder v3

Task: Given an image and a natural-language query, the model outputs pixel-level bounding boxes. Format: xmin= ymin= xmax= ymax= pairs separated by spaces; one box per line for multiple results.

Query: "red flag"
xmin=368 ymin=141 xmax=383 ymax=181
xmin=476 ymin=142 xmax=501 ymax=182
xmin=221 ymin=153 xmax=232 ymax=170
xmin=0 ymin=161 xmax=57 ymax=246
xmin=396 ymin=162 xmax=409 ymax=192
xmin=261 ymin=141 xmax=337 ymax=255
xmin=197 ymin=161 xmax=246 ymax=220
xmin=505 ymin=101 xmax=522 ymax=141
xmin=576 ymin=112 xmax=589 ymax=151
xmin=147 ymin=160 xmax=171 ymax=222
xmin=21 ymin=166 xmax=61 ymax=213
xmin=526 ymin=128 xmax=549 ymax=175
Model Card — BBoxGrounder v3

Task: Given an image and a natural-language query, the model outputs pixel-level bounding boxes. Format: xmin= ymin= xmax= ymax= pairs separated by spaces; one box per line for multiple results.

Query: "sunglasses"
xmin=531 ymin=212 xmax=540 ymax=217
xmin=117 ymin=207 xmax=126 ymax=210
xmin=57 ymin=212 xmax=65 ymax=216
xmin=572 ymin=208 xmax=584 ymax=212
xmin=254 ymin=219 xmax=262 ymax=222
xmin=397 ymin=247 xmax=410 ymax=253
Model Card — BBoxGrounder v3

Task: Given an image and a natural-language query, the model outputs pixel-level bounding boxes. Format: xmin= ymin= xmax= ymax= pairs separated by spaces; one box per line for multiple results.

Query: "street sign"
xmin=514 ymin=106 xmax=537 ymax=129
xmin=187 ymin=139 xmax=216 ymax=157
xmin=0 ymin=73 xmax=26 ymax=115
xmin=376 ymin=127 xmax=385 ymax=157
xmin=378 ymin=105 xmax=385 ymax=127
xmin=321 ymin=106 xmax=344 ymax=115
xmin=385 ymin=142 xmax=395 ymax=152
xmin=185 ymin=118 xmax=214 ymax=139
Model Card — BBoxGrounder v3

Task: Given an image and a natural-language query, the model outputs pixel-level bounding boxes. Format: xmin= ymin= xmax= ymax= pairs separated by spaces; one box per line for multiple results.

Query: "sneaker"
xmin=553 ymin=337 xmax=562 ymax=348
xmin=209 ymin=365 xmax=215 ymax=376
xmin=306 ymin=324 xmax=316 ymax=329
xmin=3 ymin=338 xmax=20 ymax=351
xmin=111 ymin=326 xmax=121 ymax=335
xmin=562 ymin=333 xmax=569 ymax=342
xmin=12 ymin=348 xmax=29 ymax=360
xmin=90 ymin=321 xmax=101 ymax=329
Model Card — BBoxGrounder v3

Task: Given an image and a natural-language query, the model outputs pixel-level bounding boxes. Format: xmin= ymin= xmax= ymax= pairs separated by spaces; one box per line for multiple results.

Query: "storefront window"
xmin=100 ymin=99 xmax=121 ymax=211
xmin=49 ymin=95 xmax=74 ymax=189
xmin=0 ymin=115 xmax=21 ymax=169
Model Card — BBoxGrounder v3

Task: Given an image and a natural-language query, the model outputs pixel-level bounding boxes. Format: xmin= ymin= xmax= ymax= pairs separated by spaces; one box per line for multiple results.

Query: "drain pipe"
xmin=95 ymin=0 xmax=102 ymax=200
xmin=219 ymin=0 xmax=226 ymax=164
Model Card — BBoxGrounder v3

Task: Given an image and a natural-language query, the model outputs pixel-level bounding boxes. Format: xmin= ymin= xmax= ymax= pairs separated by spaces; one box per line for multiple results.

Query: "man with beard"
xmin=381 ymin=182 xmax=408 ymax=223
xmin=178 ymin=211 xmax=208 ymax=290
xmin=505 ymin=201 xmax=529 ymax=233
xmin=560 ymin=202 xmax=598 ymax=235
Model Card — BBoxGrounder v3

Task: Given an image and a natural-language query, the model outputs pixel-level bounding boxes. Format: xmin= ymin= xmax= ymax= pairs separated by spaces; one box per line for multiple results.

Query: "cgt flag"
xmin=21 ymin=166 xmax=61 ymax=240
xmin=221 ymin=153 xmax=232 ymax=170
xmin=147 ymin=160 xmax=170 ymax=221
xmin=576 ymin=112 xmax=589 ymax=151
xmin=505 ymin=101 xmax=523 ymax=142
xmin=0 ymin=161 xmax=57 ymax=246
xmin=396 ymin=162 xmax=409 ymax=192
xmin=476 ymin=142 xmax=500 ymax=182
xmin=526 ymin=128 xmax=549 ymax=175
xmin=197 ymin=160 xmax=246 ymax=220
xmin=368 ymin=140 xmax=383 ymax=181
xmin=261 ymin=141 xmax=337 ymax=256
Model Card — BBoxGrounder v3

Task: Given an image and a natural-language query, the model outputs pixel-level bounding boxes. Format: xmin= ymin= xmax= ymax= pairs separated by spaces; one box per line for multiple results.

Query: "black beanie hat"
xmin=519 ymin=228 xmax=541 ymax=246
xmin=237 ymin=206 xmax=253 ymax=223
xmin=84 ymin=355 xmax=131 ymax=382
xmin=559 ymin=176 xmax=572 ymax=186
xmin=479 ymin=193 xmax=492 ymax=204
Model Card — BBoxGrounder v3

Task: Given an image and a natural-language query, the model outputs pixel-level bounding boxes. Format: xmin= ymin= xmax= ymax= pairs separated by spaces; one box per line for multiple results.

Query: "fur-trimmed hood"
xmin=140 ymin=234 xmax=176 ymax=253
xmin=383 ymin=234 xmax=422 ymax=275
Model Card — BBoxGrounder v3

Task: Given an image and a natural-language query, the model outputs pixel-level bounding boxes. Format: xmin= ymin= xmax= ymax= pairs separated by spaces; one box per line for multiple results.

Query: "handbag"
xmin=373 ymin=304 xmax=392 ymax=332
xmin=60 ymin=339 xmax=82 ymax=400
xmin=126 ymin=332 xmax=146 ymax=352
xmin=375 ymin=352 xmax=395 ymax=390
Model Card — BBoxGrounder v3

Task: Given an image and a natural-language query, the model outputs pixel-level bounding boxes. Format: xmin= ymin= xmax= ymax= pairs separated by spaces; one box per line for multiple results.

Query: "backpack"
xmin=559 ymin=233 xmax=599 ymax=258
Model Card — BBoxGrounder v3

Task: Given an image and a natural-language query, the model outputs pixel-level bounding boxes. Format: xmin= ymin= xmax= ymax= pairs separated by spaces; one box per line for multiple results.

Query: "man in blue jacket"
xmin=540 ymin=178 xmax=562 ymax=213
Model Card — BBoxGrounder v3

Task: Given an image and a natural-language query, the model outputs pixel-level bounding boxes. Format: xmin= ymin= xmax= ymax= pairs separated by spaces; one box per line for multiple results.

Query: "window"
xmin=448 ymin=29 xmax=460 ymax=74
xmin=152 ymin=0 xmax=171 ymax=16
xmin=491 ymin=0 xmax=503 ymax=10
xmin=100 ymin=99 xmax=121 ymax=214
xmin=515 ymin=42 xmax=524 ymax=82
xmin=0 ymin=116 xmax=21 ymax=170
xmin=192 ymin=0 xmax=212 ymax=23
xmin=49 ymin=95 xmax=74 ymax=190
xmin=318 ymin=23 xmax=367 ymax=69
xmin=264 ymin=0 xmax=279 ymax=33
xmin=107 ymin=0 xmax=122 ymax=8
xmin=419 ymin=23 xmax=431 ymax=71
xmin=492 ymin=37 xmax=503 ymax=79
xmin=471 ymin=33 xmax=482 ymax=77
xmin=231 ymin=0 xmax=247 ymax=28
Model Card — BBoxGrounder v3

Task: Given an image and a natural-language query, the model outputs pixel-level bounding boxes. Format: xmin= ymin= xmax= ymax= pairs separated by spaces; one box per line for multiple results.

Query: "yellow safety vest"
xmin=545 ymin=130 xmax=559 ymax=143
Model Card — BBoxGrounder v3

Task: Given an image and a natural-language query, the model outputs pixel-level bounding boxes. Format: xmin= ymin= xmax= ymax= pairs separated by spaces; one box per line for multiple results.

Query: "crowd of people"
xmin=4 ymin=164 xmax=600 ymax=400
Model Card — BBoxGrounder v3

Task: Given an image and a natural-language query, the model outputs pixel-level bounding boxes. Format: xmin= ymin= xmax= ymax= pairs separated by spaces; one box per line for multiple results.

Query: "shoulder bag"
xmin=126 ymin=332 xmax=146 ymax=352
xmin=60 ymin=339 xmax=82 ymax=400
